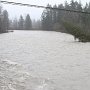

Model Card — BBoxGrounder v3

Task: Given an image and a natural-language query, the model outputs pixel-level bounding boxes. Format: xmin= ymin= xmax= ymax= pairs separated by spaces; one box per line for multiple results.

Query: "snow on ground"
xmin=0 ymin=30 xmax=90 ymax=90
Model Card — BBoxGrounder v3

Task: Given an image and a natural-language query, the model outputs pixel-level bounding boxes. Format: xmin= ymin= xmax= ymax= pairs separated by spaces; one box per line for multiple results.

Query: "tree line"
xmin=0 ymin=7 xmax=33 ymax=33
xmin=10 ymin=14 xmax=32 ymax=30
xmin=1 ymin=0 xmax=90 ymax=42
xmin=41 ymin=0 xmax=90 ymax=42
xmin=0 ymin=5 xmax=41 ymax=33
xmin=0 ymin=6 xmax=9 ymax=33
xmin=41 ymin=0 xmax=90 ymax=31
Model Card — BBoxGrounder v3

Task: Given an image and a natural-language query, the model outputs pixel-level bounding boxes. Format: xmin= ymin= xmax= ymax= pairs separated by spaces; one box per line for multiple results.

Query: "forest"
xmin=0 ymin=0 xmax=90 ymax=42
xmin=41 ymin=0 xmax=90 ymax=42
xmin=0 ymin=7 xmax=32 ymax=32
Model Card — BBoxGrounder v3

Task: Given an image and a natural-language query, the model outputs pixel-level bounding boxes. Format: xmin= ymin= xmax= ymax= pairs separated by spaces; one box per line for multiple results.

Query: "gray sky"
xmin=2 ymin=0 xmax=90 ymax=20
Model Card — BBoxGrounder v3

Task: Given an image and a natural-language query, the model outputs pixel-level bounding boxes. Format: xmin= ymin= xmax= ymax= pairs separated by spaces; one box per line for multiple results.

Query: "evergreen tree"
xmin=18 ymin=15 xmax=24 ymax=30
xmin=57 ymin=4 xmax=64 ymax=23
xmin=25 ymin=14 xmax=32 ymax=30
xmin=41 ymin=0 xmax=90 ymax=42
xmin=3 ymin=10 xmax=9 ymax=31
xmin=0 ymin=6 xmax=2 ymax=33
xmin=13 ymin=18 xmax=18 ymax=30
xmin=41 ymin=4 xmax=53 ymax=30
xmin=32 ymin=19 xmax=41 ymax=30
xmin=52 ymin=5 xmax=57 ymax=24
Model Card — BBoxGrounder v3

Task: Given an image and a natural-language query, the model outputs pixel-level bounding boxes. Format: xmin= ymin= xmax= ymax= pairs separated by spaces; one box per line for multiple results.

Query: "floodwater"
xmin=0 ymin=30 xmax=90 ymax=90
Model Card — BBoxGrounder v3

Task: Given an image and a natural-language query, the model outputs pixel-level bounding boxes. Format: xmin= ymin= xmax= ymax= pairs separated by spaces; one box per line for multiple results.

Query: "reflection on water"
xmin=0 ymin=30 xmax=90 ymax=90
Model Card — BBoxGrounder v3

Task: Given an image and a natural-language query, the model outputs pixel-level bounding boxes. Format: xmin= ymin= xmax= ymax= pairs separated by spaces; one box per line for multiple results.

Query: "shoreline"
xmin=0 ymin=30 xmax=14 ymax=34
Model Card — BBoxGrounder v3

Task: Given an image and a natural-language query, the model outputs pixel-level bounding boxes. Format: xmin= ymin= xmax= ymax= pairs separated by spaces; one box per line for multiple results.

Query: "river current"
xmin=0 ymin=30 xmax=90 ymax=90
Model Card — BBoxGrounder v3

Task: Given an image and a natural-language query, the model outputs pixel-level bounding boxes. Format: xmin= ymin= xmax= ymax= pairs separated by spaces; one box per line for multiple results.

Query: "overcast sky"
xmin=1 ymin=0 xmax=90 ymax=20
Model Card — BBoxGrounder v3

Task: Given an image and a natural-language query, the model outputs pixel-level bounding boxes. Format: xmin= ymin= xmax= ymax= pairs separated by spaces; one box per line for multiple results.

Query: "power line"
xmin=1 ymin=0 xmax=90 ymax=14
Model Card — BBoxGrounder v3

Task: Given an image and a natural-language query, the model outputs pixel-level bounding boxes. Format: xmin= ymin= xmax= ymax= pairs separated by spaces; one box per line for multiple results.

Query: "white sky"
xmin=1 ymin=0 xmax=90 ymax=20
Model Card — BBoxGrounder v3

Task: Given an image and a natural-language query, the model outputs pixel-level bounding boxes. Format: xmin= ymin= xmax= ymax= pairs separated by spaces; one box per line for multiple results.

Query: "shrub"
xmin=63 ymin=22 xmax=90 ymax=42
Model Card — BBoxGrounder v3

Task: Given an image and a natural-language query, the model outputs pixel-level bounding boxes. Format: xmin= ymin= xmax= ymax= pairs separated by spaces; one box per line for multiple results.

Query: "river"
xmin=0 ymin=30 xmax=90 ymax=90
